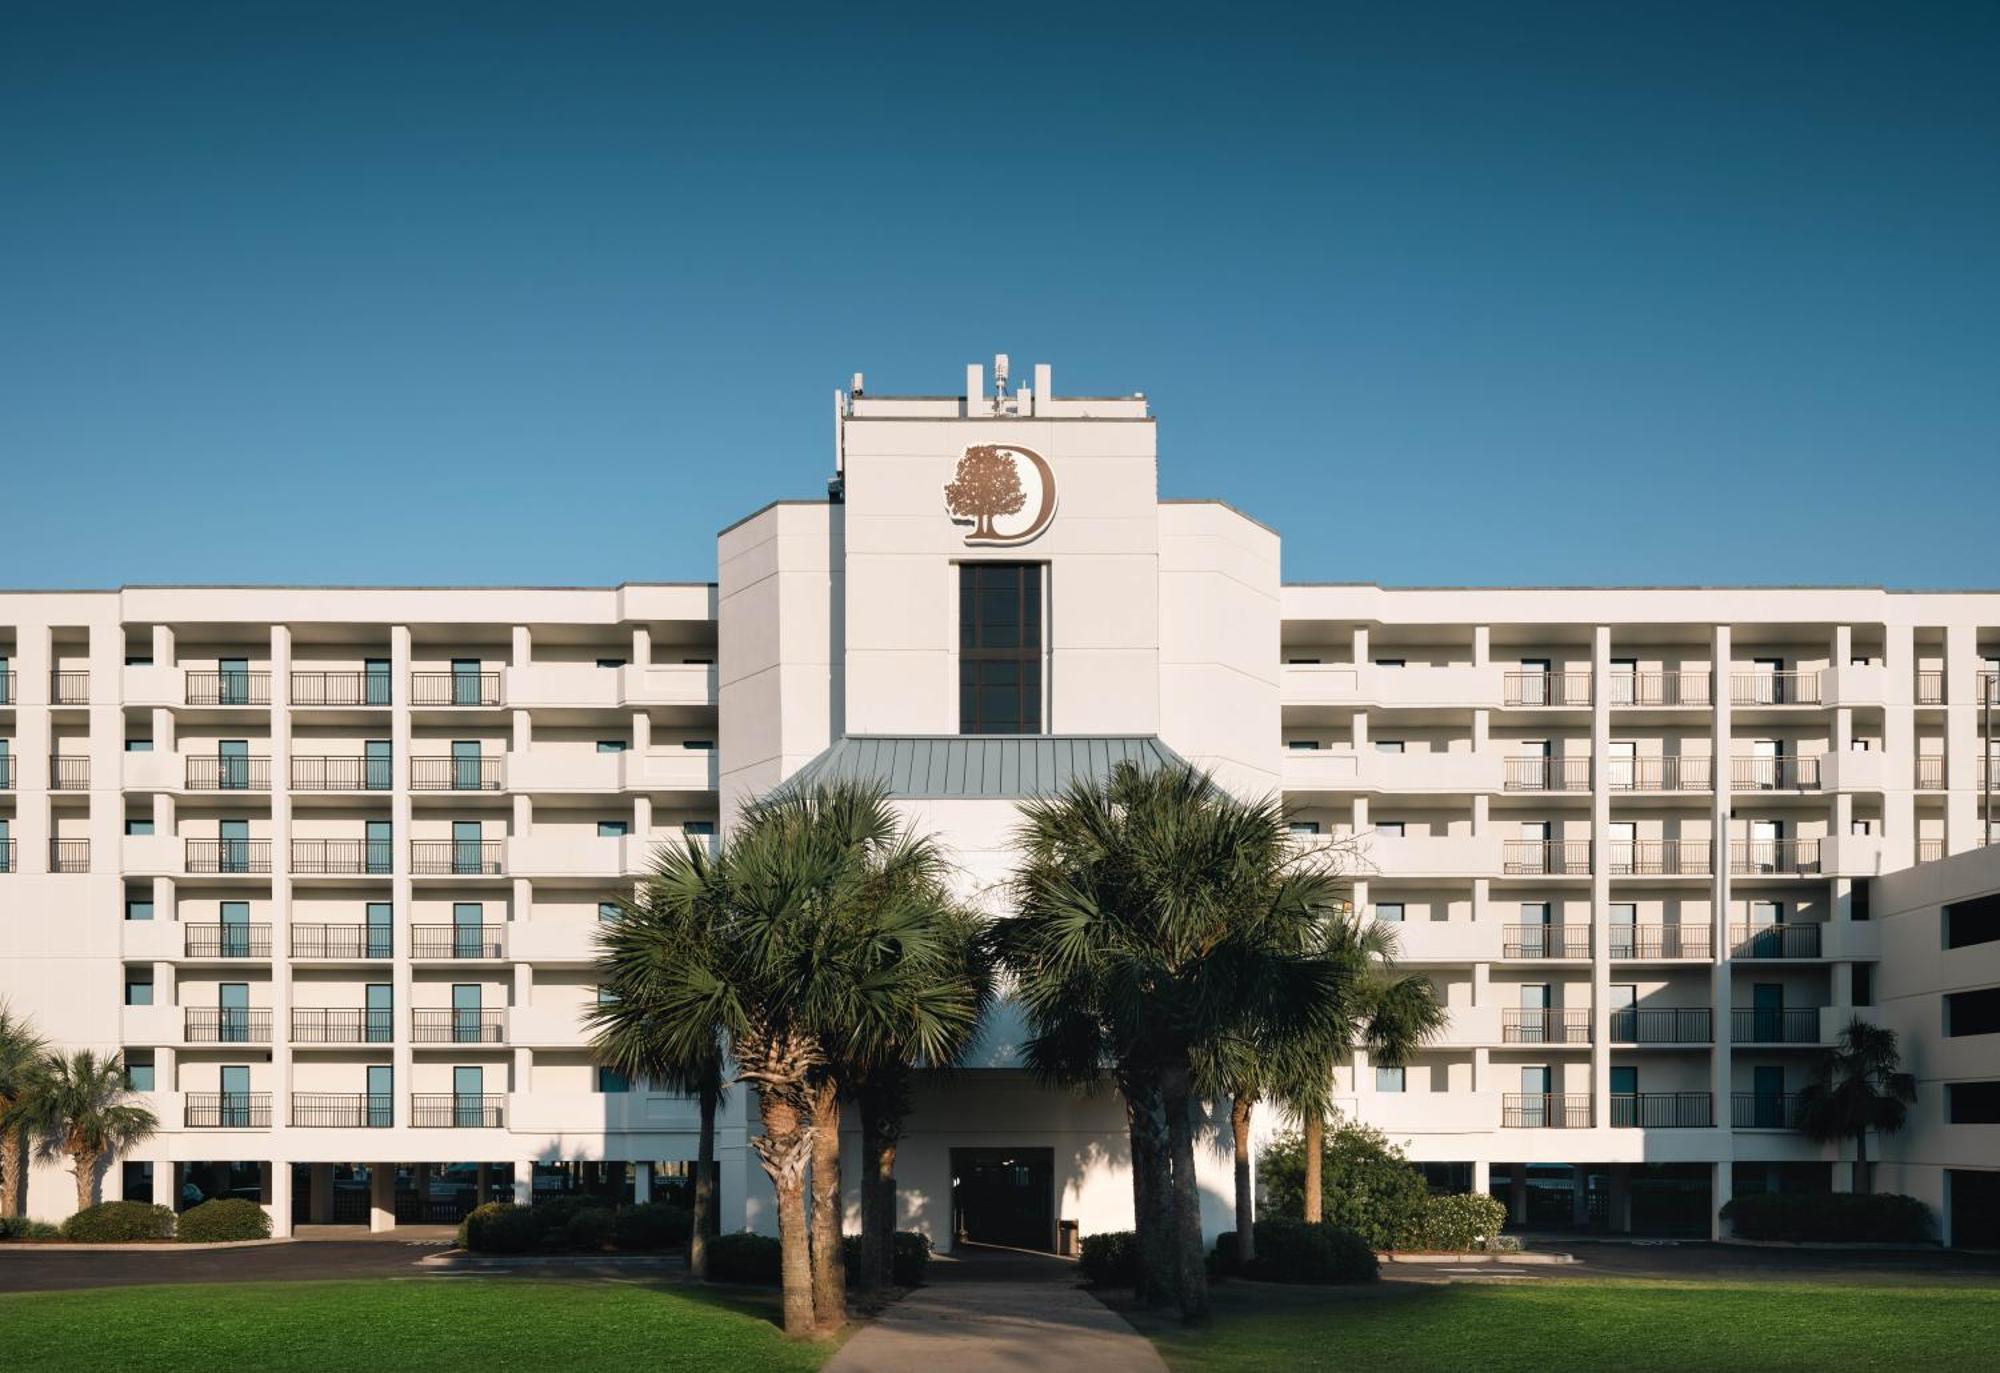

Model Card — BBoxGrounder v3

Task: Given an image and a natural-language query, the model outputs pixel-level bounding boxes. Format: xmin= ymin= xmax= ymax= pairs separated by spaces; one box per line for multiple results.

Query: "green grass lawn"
xmin=1134 ymin=1278 xmax=2000 ymax=1373
xmin=0 ymin=1278 xmax=832 ymax=1373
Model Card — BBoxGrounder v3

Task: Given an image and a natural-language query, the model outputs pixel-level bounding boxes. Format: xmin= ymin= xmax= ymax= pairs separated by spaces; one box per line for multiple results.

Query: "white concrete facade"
xmin=2 ymin=358 xmax=1996 ymax=1244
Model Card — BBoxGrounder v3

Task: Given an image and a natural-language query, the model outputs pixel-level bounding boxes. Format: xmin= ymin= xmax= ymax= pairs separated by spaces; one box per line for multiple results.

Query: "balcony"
xmin=1920 ymin=839 xmax=1944 ymax=863
xmin=412 ymin=1009 xmax=507 ymax=1044
xmin=1730 ymin=1007 xmax=1823 ymax=1044
xmin=183 ymin=924 xmax=272 ymax=959
xmin=0 ymin=669 xmax=11 ymax=704
xmin=185 ymin=1092 xmax=271 ymax=1129
xmin=411 ymin=923 xmax=506 ymax=959
xmin=1610 ymin=1092 xmax=1712 ymax=1128
xmin=185 ymin=1008 xmax=273 ymax=1044
xmin=1609 ymin=756 xmax=1712 ymax=792
xmin=411 ymin=756 xmax=504 ymax=791
xmin=1501 ymin=1008 xmax=1591 ymax=1044
xmin=1373 ymin=918 xmax=1502 ymax=964
xmin=1503 ymin=1093 xmax=1592 ymax=1128
xmin=1731 ymin=1092 xmax=1804 ymax=1129
xmin=625 ymin=662 xmax=719 ymax=708
xmin=49 ymin=754 xmax=88 ymax=790
xmin=291 ymin=670 xmax=393 ymax=708
xmin=411 ymin=1093 xmax=505 ymax=1128
xmin=1918 ymin=756 xmax=1945 ymax=791
xmin=0 ymin=754 xmax=11 ymax=789
xmin=1732 ymin=755 xmax=1821 ymax=791
xmin=292 ymin=1008 xmax=394 ymax=1044
xmin=1610 ymin=671 xmax=1711 ymax=708
xmin=185 ymin=670 xmax=271 ymax=707
xmin=1504 ymin=672 xmax=1591 ymax=707
xmin=1610 ymin=924 xmax=1713 ymax=960
xmin=291 ymin=1092 xmax=393 ymax=1128
xmin=1503 ymin=840 xmax=1591 ymax=876
xmin=1281 ymin=662 xmax=1501 ymax=710
xmin=1916 ymin=671 xmax=1945 ymax=706
xmin=1363 ymin=832 xmax=1499 ymax=878
xmin=0 ymin=840 xmax=13 ymax=873
xmin=411 ymin=839 xmax=504 ymax=876
xmin=1502 ymin=923 xmax=1592 ymax=959
xmin=1729 ymin=922 xmax=1822 ymax=959
xmin=626 ymin=750 xmax=720 ymax=792
xmin=1609 ymin=1007 xmax=1712 ymax=1044
xmin=292 ymin=838 xmax=393 ymax=876
xmin=1505 ymin=757 xmax=1591 ymax=793
xmin=49 ymin=839 xmax=89 ymax=874
xmin=1731 ymin=671 xmax=1822 ymax=707
xmin=411 ymin=672 xmax=502 ymax=707
xmin=1285 ymin=749 xmax=1502 ymax=795
xmin=1613 ymin=839 xmax=1712 ymax=877
xmin=50 ymin=670 xmax=88 ymax=705
xmin=186 ymin=838 xmax=273 ymax=875
xmin=291 ymin=923 xmax=392 ymax=959
xmin=1730 ymin=840 xmax=1821 ymax=876
xmin=292 ymin=756 xmax=393 ymax=792
xmin=185 ymin=755 xmax=271 ymax=792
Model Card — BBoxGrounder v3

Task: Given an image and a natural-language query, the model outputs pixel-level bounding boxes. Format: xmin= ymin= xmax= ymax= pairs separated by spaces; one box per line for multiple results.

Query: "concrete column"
xmin=1471 ymin=1158 xmax=1491 ymax=1199
xmin=269 ymin=624 xmax=294 ymax=1146
xmin=1352 ymin=626 xmax=1369 ymax=664
xmin=512 ymin=1161 xmax=534 ymax=1206
xmin=1508 ymin=1163 xmax=1527 ymax=1225
xmin=267 ymin=1159 xmax=293 ymax=1239
xmin=476 ymin=1161 xmax=491 ymax=1204
xmin=1589 ymin=627 xmax=1612 ymax=1114
xmin=1883 ymin=624 xmax=1916 ymax=868
xmin=153 ymin=624 xmax=176 ymax=665
xmin=391 ymin=626 xmax=414 ymax=1128
xmin=1711 ymin=1161 xmax=1733 ymax=1239
xmin=1609 ymin=1164 xmax=1633 ymax=1234
xmin=1944 ymin=624 xmax=1981 ymax=851
xmin=633 ymin=1165 xmax=653 ymax=1204
xmin=370 ymin=1163 xmax=396 ymax=1232
xmin=631 ymin=625 xmax=651 ymax=668
xmin=153 ymin=1160 xmax=176 ymax=1209
xmin=1472 ymin=625 xmax=1490 ymax=669
xmin=511 ymin=625 xmax=532 ymax=669
xmin=1710 ymin=626 xmax=1734 ymax=1133
xmin=309 ymin=1163 xmax=335 ymax=1223
xmin=1351 ymin=710 xmax=1368 ymax=751
xmin=632 ymin=710 xmax=651 ymax=754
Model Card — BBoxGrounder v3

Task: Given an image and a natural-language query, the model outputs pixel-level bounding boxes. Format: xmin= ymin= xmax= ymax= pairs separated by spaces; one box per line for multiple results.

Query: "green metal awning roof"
xmin=783 ymin=734 xmax=1185 ymax=799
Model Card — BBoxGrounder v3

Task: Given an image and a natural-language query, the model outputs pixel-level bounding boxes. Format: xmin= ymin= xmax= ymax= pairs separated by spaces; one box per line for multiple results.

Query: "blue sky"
xmin=2 ymin=2 xmax=1995 ymax=589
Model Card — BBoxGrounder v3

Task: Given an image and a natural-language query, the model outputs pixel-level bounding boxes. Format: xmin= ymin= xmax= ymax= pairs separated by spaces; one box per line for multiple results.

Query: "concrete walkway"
xmin=825 ymin=1245 xmax=1167 ymax=1373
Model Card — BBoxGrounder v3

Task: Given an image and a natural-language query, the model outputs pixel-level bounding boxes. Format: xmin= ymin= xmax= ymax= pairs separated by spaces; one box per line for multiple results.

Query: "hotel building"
xmin=2 ymin=359 xmax=1995 ymax=1247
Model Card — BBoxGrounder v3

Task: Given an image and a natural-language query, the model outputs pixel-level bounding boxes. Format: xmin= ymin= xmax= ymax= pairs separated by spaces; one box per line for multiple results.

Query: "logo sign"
xmin=942 ymin=444 xmax=1056 ymax=546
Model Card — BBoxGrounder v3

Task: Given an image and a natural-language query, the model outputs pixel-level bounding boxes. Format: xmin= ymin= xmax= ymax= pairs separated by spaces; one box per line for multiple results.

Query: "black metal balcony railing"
xmin=1610 ymin=755 xmax=1712 ymax=792
xmin=1610 ymin=924 xmax=1713 ymax=959
xmin=1502 ymin=923 xmax=1592 ymax=958
xmin=1610 ymin=840 xmax=1712 ymax=876
xmin=290 ymin=670 xmax=393 ymax=708
xmin=185 ymin=670 xmax=271 ymax=707
xmin=1610 ymin=1092 xmax=1713 ymax=1128
xmin=291 ymin=756 xmax=394 ymax=792
xmin=1916 ymin=670 xmax=1945 ymax=706
xmin=291 ymin=1092 xmax=393 ymax=1128
xmin=410 ymin=839 xmax=504 ymax=876
xmin=1502 ymin=1093 xmax=1592 ymax=1128
xmin=185 ymin=1092 xmax=271 ymax=1129
xmin=1731 ymin=1007 xmax=1823 ymax=1043
xmin=183 ymin=923 xmax=272 ymax=959
xmin=411 ymin=672 xmax=502 ymax=707
xmin=1729 ymin=922 xmax=1823 ymax=959
xmin=291 ymin=1008 xmax=395 ymax=1044
xmin=1732 ymin=1092 xmax=1805 ymax=1129
xmin=1505 ymin=757 xmax=1592 ymax=792
xmin=291 ymin=838 xmax=394 ymax=876
xmin=0 ymin=753 xmax=12 ymax=789
xmin=411 ymin=1093 xmax=505 ymax=1128
xmin=50 ymin=670 xmax=89 ymax=705
xmin=1504 ymin=672 xmax=1592 ymax=707
xmin=410 ymin=924 xmax=506 ymax=959
xmin=1502 ymin=1008 xmax=1592 ymax=1044
xmin=184 ymin=1007 xmax=273 ymax=1044
xmin=0 ymin=840 xmax=14 ymax=873
xmin=1917 ymin=756 xmax=1945 ymax=791
xmin=185 ymin=838 xmax=273 ymax=874
xmin=0 ymin=669 xmax=11 ymax=704
xmin=1610 ymin=671 xmax=1712 ymax=708
xmin=185 ymin=755 xmax=272 ymax=792
xmin=49 ymin=839 xmax=89 ymax=874
xmin=1731 ymin=671 xmax=1822 ymax=706
xmin=411 ymin=756 xmax=505 ymax=791
xmin=1609 ymin=1007 xmax=1712 ymax=1044
xmin=291 ymin=923 xmax=393 ymax=959
xmin=412 ymin=1009 xmax=506 ymax=1044
xmin=1504 ymin=840 xmax=1592 ymax=875
xmin=1732 ymin=755 xmax=1821 ymax=791
xmin=1731 ymin=840 xmax=1822 ymax=875
xmin=49 ymin=754 xmax=89 ymax=790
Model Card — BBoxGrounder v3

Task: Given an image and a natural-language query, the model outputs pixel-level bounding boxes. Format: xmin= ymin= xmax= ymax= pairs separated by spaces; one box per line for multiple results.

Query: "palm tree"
xmin=1000 ymin=761 xmax=1405 ymax=1322
xmin=1796 ymin=1017 xmax=1916 ymax=1195
xmin=15 ymin=1049 xmax=157 ymax=1216
xmin=0 ymin=1006 xmax=50 ymax=1219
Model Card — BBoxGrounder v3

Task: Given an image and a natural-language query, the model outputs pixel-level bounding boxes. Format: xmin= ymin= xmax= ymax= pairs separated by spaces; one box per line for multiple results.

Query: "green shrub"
xmin=176 ymin=1198 xmax=271 ymax=1242
xmin=840 ymin=1230 xmax=933 ymax=1287
xmin=612 ymin=1201 xmax=692 ymax=1252
xmin=706 ymin=1231 xmax=783 ymax=1284
xmin=562 ymin=1206 xmax=616 ymax=1253
xmin=1225 ymin=1219 xmax=1378 ymax=1284
xmin=459 ymin=1201 xmax=539 ymax=1254
xmin=1722 ymin=1191 xmax=1932 ymax=1244
xmin=1257 ymin=1124 xmax=1431 ymax=1250
xmin=1078 ymin=1229 xmax=1142 ymax=1287
xmin=61 ymin=1201 xmax=175 ymax=1242
xmin=0 ymin=1216 xmax=61 ymax=1240
xmin=1403 ymin=1192 xmax=1509 ymax=1252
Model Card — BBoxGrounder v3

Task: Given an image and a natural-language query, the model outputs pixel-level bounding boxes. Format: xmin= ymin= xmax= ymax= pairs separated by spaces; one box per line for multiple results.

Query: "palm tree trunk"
xmin=807 ymin=1080 xmax=846 ymax=1334
xmin=1302 ymin=1112 xmax=1324 ymax=1224
xmin=73 ymin=1146 xmax=100 ymax=1216
xmin=1854 ymin=1129 xmax=1869 ymax=1196
xmin=749 ymin=1082 xmax=817 ymax=1339
xmin=1230 ymin=1092 xmax=1256 ymax=1265
xmin=689 ymin=1084 xmax=717 ymax=1281
xmin=0 ymin=1124 xmax=22 ymax=1219
xmin=1160 ymin=1057 xmax=1210 ymax=1323
xmin=1127 ymin=1074 xmax=1178 ymax=1307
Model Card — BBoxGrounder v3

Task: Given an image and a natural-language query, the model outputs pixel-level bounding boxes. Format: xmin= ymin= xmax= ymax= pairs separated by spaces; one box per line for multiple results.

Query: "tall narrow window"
xmin=959 ymin=562 xmax=1042 ymax=735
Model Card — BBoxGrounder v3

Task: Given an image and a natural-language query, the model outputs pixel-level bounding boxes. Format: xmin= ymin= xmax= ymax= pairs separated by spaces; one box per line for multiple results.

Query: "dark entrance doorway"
xmin=950 ymin=1148 xmax=1054 ymax=1252
xmin=1950 ymin=1169 xmax=2000 ymax=1249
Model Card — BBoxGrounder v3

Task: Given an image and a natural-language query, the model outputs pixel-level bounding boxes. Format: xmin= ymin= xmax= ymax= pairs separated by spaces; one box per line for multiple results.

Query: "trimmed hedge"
xmin=1257 ymin=1124 xmax=1433 ymax=1250
xmin=1722 ymin=1191 xmax=1932 ymax=1244
xmin=562 ymin=1206 xmax=617 ymax=1253
xmin=1406 ymin=1192 xmax=1509 ymax=1252
xmin=840 ymin=1230 xmax=934 ymax=1287
xmin=0 ymin=1216 xmax=62 ymax=1240
xmin=1212 ymin=1219 xmax=1379 ymax=1284
xmin=613 ymin=1202 xmax=693 ymax=1252
xmin=457 ymin=1198 xmax=691 ymax=1254
xmin=1078 ymin=1230 xmax=1142 ymax=1288
xmin=177 ymin=1198 xmax=272 ymax=1242
xmin=706 ymin=1231 xmax=783 ymax=1285
xmin=61 ymin=1201 xmax=175 ymax=1242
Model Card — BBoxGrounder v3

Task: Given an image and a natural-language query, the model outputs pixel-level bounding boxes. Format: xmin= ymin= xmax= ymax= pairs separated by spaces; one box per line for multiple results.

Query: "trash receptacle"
xmin=1058 ymin=1219 xmax=1080 ymax=1257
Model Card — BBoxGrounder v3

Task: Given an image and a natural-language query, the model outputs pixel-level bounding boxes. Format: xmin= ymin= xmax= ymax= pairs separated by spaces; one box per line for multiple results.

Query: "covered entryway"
xmin=1949 ymin=1169 xmax=2000 ymax=1249
xmin=950 ymin=1148 xmax=1055 ymax=1252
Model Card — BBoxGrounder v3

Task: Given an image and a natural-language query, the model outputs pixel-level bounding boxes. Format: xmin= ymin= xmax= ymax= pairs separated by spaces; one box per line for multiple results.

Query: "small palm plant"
xmin=1795 ymin=1018 xmax=1916 ymax=1194
xmin=16 ymin=1049 xmax=158 ymax=1216
xmin=0 ymin=1005 xmax=50 ymax=1219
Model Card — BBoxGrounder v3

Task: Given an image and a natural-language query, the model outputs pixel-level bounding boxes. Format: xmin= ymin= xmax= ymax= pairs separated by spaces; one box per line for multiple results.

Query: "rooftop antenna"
xmin=993 ymin=353 xmax=1009 ymax=410
xmin=851 ymin=372 xmax=865 ymax=398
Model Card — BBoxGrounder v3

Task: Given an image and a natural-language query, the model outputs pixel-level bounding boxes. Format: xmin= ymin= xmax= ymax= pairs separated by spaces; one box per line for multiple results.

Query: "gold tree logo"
xmin=943 ymin=444 xmax=1056 ymax=545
